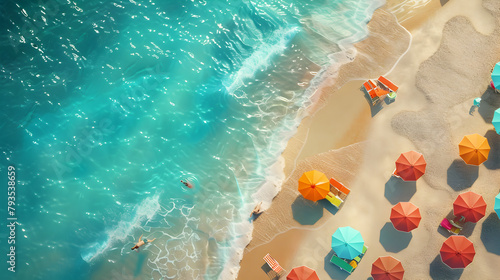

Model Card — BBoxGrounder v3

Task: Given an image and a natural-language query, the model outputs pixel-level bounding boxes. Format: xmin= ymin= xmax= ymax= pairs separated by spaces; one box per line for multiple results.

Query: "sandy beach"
xmin=237 ymin=0 xmax=500 ymax=279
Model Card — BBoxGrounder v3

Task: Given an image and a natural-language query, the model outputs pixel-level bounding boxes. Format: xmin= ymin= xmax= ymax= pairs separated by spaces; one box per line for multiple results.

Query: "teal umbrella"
xmin=331 ymin=226 xmax=364 ymax=260
xmin=495 ymin=193 xmax=500 ymax=219
xmin=492 ymin=62 xmax=500 ymax=89
xmin=493 ymin=108 xmax=500 ymax=134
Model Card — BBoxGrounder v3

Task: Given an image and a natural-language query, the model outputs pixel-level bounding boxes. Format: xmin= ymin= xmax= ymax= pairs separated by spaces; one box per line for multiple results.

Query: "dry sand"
xmin=238 ymin=0 xmax=500 ymax=279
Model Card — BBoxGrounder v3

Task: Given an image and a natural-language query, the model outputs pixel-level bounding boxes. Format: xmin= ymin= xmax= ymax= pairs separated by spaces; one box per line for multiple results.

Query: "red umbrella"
xmin=287 ymin=266 xmax=319 ymax=280
xmin=440 ymin=236 xmax=475 ymax=268
xmin=395 ymin=151 xmax=426 ymax=181
xmin=390 ymin=202 xmax=421 ymax=232
xmin=453 ymin=191 xmax=487 ymax=223
xmin=371 ymin=256 xmax=405 ymax=280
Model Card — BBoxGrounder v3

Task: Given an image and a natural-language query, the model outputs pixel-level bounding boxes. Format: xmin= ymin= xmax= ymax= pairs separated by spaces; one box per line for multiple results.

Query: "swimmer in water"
xmin=181 ymin=180 xmax=193 ymax=189
xmin=131 ymin=234 xmax=155 ymax=251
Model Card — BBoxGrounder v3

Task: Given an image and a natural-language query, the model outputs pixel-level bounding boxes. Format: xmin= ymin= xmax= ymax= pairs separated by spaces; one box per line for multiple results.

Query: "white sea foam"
xmin=224 ymin=26 xmax=300 ymax=96
xmin=81 ymin=194 xmax=161 ymax=263
xmin=386 ymin=0 xmax=433 ymax=23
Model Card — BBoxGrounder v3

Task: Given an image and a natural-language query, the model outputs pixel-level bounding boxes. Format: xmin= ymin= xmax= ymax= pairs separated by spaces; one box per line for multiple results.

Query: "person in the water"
xmin=131 ymin=234 xmax=155 ymax=251
xmin=250 ymin=201 xmax=263 ymax=217
xmin=181 ymin=180 xmax=193 ymax=189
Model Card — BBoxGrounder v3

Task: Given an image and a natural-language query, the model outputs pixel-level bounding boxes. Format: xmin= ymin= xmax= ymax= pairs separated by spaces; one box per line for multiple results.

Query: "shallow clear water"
xmin=0 ymin=0 xmax=382 ymax=279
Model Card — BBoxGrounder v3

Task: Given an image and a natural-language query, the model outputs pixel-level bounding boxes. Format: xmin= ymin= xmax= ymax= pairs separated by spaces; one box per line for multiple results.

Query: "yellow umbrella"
xmin=298 ymin=170 xmax=330 ymax=201
xmin=459 ymin=134 xmax=490 ymax=165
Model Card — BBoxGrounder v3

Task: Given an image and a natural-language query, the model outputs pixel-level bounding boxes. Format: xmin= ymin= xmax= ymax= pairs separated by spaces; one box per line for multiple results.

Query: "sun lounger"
xmin=325 ymin=192 xmax=343 ymax=208
xmin=363 ymin=80 xmax=380 ymax=105
xmin=450 ymin=216 xmax=465 ymax=228
xmin=330 ymin=245 xmax=368 ymax=274
xmin=392 ymin=168 xmax=401 ymax=179
xmin=263 ymin=253 xmax=284 ymax=275
xmin=363 ymin=76 xmax=399 ymax=105
xmin=329 ymin=178 xmax=350 ymax=200
xmin=440 ymin=218 xmax=461 ymax=235
xmin=378 ymin=76 xmax=399 ymax=92
xmin=330 ymin=254 xmax=355 ymax=274
xmin=363 ymin=81 xmax=377 ymax=98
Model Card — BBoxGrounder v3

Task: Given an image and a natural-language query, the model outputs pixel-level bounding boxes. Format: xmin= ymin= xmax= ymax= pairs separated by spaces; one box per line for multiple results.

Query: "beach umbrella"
xmin=390 ymin=202 xmax=421 ymax=232
xmin=371 ymin=256 xmax=405 ymax=280
xmin=298 ymin=170 xmax=330 ymax=202
xmin=440 ymin=236 xmax=475 ymax=269
xmin=453 ymin=191 xmax=486 ymax=223
xmin=394 ymin=151 xmax=426 ymax=181
xmin=494 ymin=193 xmax=500 ymax=219
xmin=331 ymin=226 xmax=364 ymax=260
xmin=286 ymin=266 xmax=319 ymax=280
xmin=458 ymin=134 xmax=490 ymax=165
xmin=493 ymin=108 xmax=500 ymax=134
xmin=492 ymin=62 xmax=500 ymax=89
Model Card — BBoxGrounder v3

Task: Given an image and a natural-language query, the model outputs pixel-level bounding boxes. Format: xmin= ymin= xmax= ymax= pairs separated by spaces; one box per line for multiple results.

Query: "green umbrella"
xmin=492 ymin=62 xmax=500 ymax=89
xmin=493 ymin=108 xmax=500 ymax=135
xmin=331 ymin=226 xmax=364 ymax=260
xmin=495 ymin=193 xmax=500 ymax=219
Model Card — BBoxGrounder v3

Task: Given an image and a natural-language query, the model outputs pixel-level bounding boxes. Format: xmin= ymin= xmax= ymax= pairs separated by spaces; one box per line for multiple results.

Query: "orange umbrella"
xmin=390 ymin=202 xmax=421 ymax=232
xmin=440 ymin=236 xmax=475 ymax=269
xmin=459 ymin=134 xmax=490 ymax=165
xmin=453 ymin=191 xmax=487 ymax=223
xmin=394 ymin=151 xmax=426 ymax=181
xmin=298 ymin=170 xmax=330 ymax=202
xmin=287 ymin=266 xmax=319 ymax=280
xmin=371 ymin=256 xmax=405 ymax=280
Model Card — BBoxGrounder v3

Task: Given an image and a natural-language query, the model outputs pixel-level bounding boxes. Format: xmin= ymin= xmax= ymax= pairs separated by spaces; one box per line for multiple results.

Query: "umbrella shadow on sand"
xmin=446 ymin=159 xmax=478 ymax=191
xmin=324 ymin=250 xmax=350 ymax=280
xmin=478 ymin=87 xmax=500 ymax=123
xmin=379 ymin=222 xmax=412 ymax=253
xmin=291 ymin=195 xmax=323 ymax=225
xmin=480 ymin=213 xmax=500 ymax=255
xmin=484 ymin=130 xmax=500 ymax=170
xmin=384 ymin=176 xmax=417 ymax=205
xmin=429 ymin=255 xmax=464 ymax=280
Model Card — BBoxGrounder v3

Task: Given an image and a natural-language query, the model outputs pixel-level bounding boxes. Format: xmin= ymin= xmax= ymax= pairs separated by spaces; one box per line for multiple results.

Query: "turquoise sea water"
xmin=0 ymin=0 xmax=382 ymax=279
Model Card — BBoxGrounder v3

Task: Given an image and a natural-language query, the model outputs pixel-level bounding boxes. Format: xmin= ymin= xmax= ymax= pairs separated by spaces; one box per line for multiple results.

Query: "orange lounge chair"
xmin=363 ymin=80 xmax=377 ymax=99
xmin=378 ymin=76 xmax=399 ymax=92
xmin=263 ymin=253 xmax=284 ymax=275
xmin=330 ymin=177 xmax=350 ymax=200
